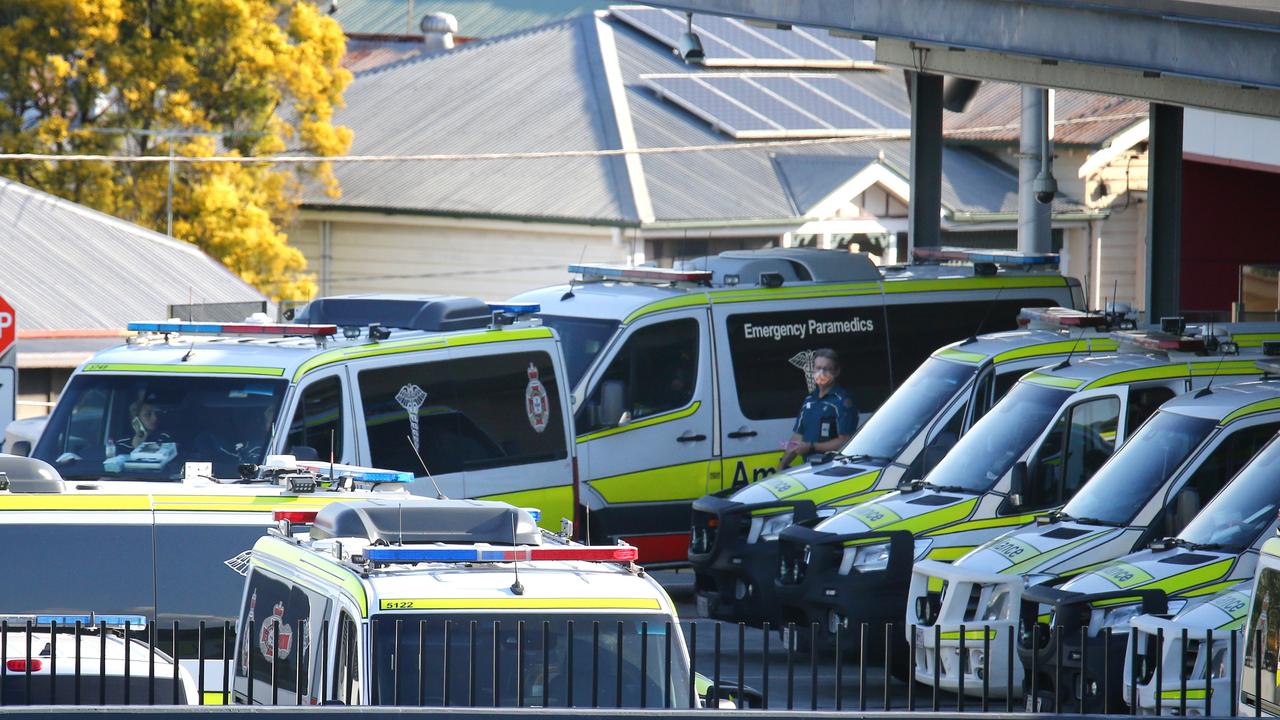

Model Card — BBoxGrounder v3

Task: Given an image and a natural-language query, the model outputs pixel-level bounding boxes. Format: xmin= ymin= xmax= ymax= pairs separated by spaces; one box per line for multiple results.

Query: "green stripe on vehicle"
xmin=883 ymin=276 xmax=1068 ymax=293
xmin=1022 ymin=372 xmax=1085 ymax=389
xmin=847 ymin=497 xmax=978 ymax=537
xmin=576 ymin=402 xmax=701 ymax=442
xmin=623 ymin=294 xmax=711 ymax=324
xmin=991 ymin=338 xmax=1119 ymax=364
xmin=935 ymin=348 xmax=988 ymax=363
xmin=292 ymin=327 xmax=552 ymax=380
xmin=1083 ymin=360 xmax=1260 ymax=390
xmin=1221 ymin=397 xmax=1280 ymax=425
xmin=1001 ymin=531 xmax=1105 ymax=575
xmin=1158 ymin=689 xmax=1208 ymax=700
xmin=925 ymin=511 xmax=1043 ymax=536
xmin=940 ymin=628 xmax=997 ymax=641
xmin=587 ymin=459 xmax=712 ymax=504
xmin=82 ymin=363 xmax=285 ymax=376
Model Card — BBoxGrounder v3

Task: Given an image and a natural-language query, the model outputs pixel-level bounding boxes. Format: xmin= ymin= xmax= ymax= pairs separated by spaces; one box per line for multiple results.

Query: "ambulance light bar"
xmin=128 ymin=321 xmax=337 ymax=337
xmin=274 ymin=510 xmax=319 ymax=524
xmin=0 ymin=614 xmax=148 ymax=628
xmin=912 ymin=247 xmax=1059 ymax=267
xmin=294 ymin=461 xmax=413 ymax=484
xmin=487 ymin=303 xmax=540 ymax=316
xmin=364 ymin=544 xmax=639 ymax=564
xmin=569 ymin=264 xmax=712 ymax=285
xmin=1256 ymin=359 xmax=1280 ymax=376
xmin=1018 ymin=307 xmax=1108 ymax=328
xmin=1112 ymin=330 xmax=1205 ymax=352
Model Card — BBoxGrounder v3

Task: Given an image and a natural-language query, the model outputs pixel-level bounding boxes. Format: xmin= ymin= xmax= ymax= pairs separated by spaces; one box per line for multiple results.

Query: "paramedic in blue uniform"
xmin=778 ymin=348 xmax=856 ymax=469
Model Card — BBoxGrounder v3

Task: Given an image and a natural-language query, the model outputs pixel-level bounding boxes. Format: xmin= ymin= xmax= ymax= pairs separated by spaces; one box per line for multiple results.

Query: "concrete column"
xmin=908 ymin=71 xmax=944 ymax=253
xmin=1018 ymin=86 xmax=1052 ymax=253
xmin=1145 ymin=103 xmax=1184 ymax=324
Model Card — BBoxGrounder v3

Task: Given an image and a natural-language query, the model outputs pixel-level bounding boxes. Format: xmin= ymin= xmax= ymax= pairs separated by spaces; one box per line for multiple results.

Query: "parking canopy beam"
xmin=1145 ymin=103 xmax=1183 ymax=324
xmin=908 ymin=71 xmax=944 ymax=253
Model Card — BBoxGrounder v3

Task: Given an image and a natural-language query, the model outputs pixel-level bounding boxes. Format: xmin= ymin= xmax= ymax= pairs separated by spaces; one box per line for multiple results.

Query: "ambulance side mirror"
xmin=8 ymin=440 xmax=29 ymax=457
xmin=1009 ymin=460 xmax=1027 ymax=507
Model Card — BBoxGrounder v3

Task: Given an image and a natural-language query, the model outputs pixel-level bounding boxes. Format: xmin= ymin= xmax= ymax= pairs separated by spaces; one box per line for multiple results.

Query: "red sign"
xmin=0 ymin=296 xmax=12 ymax=357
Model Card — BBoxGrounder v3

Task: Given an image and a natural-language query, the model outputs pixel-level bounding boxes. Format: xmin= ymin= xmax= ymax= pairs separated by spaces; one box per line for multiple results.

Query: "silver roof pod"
xmin=309 ymin=498 xmax=542 ymax=546
xmin=0 ymin=455 xmax=65 ymax=494
xmin=674 ymin=248 xmax=882 ymax=287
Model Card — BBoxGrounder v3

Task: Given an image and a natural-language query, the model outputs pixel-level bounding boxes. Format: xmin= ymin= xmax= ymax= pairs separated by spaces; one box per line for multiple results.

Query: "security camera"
xmin=678 ymin=30 xmax=704 ymax=62
xmin=1033 ymin=172 xmax=1058 ymax=205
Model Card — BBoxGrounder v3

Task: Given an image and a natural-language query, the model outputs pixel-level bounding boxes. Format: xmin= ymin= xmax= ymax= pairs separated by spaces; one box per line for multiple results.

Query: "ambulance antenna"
xmin=407 ymin=435 xmax=446 ymax=499
xmin=328 ymin=429 xmax=336 ymax=487
xmin=398 ymin=502 xmax=405 ymax=546
xmin=562 ymin=245 xmax=588 ymax=301
xmin=966 ymin=284 xmax=1005 ymax=344
xmin=1197 ymin=343 xmax=1229 ymax=398
xmin=509 ymin=512 xmax=525 ymax=596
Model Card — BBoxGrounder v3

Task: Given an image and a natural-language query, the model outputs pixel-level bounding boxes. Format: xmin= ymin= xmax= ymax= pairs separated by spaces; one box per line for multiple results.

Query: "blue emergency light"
xmin=128 ymin=321 xmax=337 ymax=337
xmin=364 ymin=545 xmax=639 ymax=564
xmin=0 ymin=613 xmax=148 ymax=628
xmin=294 ymin=460 xmax=413 ymax=484
xmin=524 ymin=508 xmax=542 ymax=523
xmin=487 ymin=303 xmax=541 ymax=316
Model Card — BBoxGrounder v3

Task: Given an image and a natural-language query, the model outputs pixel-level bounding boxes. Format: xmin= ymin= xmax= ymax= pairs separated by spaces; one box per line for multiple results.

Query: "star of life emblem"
xmin=525 ymin=363 xmax=550 ymax=433
xmin=789 ymin=350 xmax=817 ymax=392
xmin=259 ymin=602 xmax=294 ymax=662
xmin=396 ymin=383 xmax=428 ymax=451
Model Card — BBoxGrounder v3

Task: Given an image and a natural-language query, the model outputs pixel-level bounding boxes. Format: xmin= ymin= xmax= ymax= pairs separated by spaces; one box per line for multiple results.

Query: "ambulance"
xmin=512 ymin=247 xmax=1083 ymax=562
xmin=1125 ymin=581 xmax=1249 ymax=717
xmin=0 ymin=453 xmax=415 ymax=703
xmin=26 ymin=295 xmax=576 ymax=529
xmin=230 ymin=498 xmax=698 ymax=708
xmin=770 ymin=322 xmax=1274 ymax=654
xmin=0 ymin=615 xmax=198 ymax=705
xmin=907 ymin=366 xmax=1280 ymax=698
xmin=1242 ymin=527 xmax=1280 ymax=715
xmin=1021 ymin=425 xmax=1280 ymax=713
xmin=690 ymin=307 xmax=1121 ymax=626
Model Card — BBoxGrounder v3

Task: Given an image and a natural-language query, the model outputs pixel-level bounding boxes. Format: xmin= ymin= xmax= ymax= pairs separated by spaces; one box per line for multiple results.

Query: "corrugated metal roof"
xmin=327 ymin=0 xmax=611 ymax=38
xmin=0 ymin=178 xmax=266 ymax=332
xmin=343 ymin=37 xmax=429 ymax=72
xmin=308 ymin=16 xmax=638 ymax=223
xmin=944 ymin=82 xmax=1149 ymax=146
xmin=309 ymin=10 xmax=1091 ymax=224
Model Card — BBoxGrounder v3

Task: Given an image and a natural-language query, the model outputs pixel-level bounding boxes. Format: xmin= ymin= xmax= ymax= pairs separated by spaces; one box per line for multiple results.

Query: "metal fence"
xmin=0 ymin=618 xmax=1269 ymax=716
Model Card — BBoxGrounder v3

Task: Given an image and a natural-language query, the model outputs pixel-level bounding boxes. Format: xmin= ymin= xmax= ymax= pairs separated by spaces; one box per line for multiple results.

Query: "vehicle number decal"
xmin=381 ymin=600 xmax=418 ymax=610
xmin=990 ymin=538 xmax=1036 ymax=563
xmin=1211 ymin=591 xmax=1250 ymax=619
xmin=1096 ymin=562 xmax=1153 ymax=588
xmin=761 ymin=474 xmax=805 ymax=499
xmin=850 ymin=503 xmax=901 ymax=530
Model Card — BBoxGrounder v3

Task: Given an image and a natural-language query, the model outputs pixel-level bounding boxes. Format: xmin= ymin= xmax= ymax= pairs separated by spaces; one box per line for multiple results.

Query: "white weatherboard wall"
xmin=291 ymin=211 xmax=628 ymax=300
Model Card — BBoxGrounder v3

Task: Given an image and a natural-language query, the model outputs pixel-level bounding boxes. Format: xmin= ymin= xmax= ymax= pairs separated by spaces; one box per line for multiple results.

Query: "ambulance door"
xmin=711 ymin=296 xmax=890 ymax=490
xmin=574 ymin=308 xmax=713 ymax=559
xmin=445 ymin=339 xmax=574 ymax=529
xmin=350 ymin=350 xmax=467 ymax=499
xmin=1012 ymin=388 xmax=1126 ymax=515
xmin=276 ymin=367 xmax=356 ymax=465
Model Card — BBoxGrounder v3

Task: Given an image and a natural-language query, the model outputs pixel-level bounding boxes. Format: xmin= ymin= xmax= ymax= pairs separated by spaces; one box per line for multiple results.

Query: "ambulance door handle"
xmin=727 ymin=430 xmax=758 ymax=439
xmin=677 ymin=433 xmax=707 ymax=443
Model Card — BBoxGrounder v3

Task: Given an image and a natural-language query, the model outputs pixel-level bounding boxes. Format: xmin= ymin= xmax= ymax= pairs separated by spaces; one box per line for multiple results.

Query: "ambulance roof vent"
xmin=309 ymin=498 xmax=542 ymax=546
xmin=292 ymin=295 xmax=491 ymax=333
xmin=673 ymin=248 xmax=881 ymax=287
xmin=0 ymin=455 xmax=65 ymax=494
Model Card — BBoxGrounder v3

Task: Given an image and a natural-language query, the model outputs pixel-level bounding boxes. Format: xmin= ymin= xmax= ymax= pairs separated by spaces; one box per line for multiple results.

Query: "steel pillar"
xmin=908 ymin=71 xmax=944 ymax=253
xmin=1145 ymin=103 xmax=1184 ymax=323
xmin=1017 ymin=86 xmax=1052 ymax=254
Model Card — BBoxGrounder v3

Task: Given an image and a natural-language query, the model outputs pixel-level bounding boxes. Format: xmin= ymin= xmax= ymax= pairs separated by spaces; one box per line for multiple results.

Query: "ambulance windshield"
xmin=844 ymin=357 xmax=976 ymax=460
xmin=1059 ymin=411 xmax=1215 ymax=526
xmin=1179 ymin=434 xmax=1280 ymax=552
xmin=920 ymin=381 xmax=1073 ymax=493
xmin=536 ymin=316 xmax=619 ymax=388
xmin=33 ymin=374 xmax=288 ymax=481
xmin=370 ymin=612 xmax=691 ymax=708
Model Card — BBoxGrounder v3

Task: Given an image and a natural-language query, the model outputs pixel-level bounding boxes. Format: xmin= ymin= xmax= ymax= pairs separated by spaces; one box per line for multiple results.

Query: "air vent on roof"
xmin=294 ymin=294 xmax=491 ymax=333
xmin=674 ymin=248 xmax=881 ymax=287
xmin=309 ymin=498 xmax=541 ymax=546
xmin=1042 ymin=527 xmax=1091 ymax=540
xmin=907 ymin=494 xmax=959 ymax=506
xmin=1158 ymin=553 xmax=1216 ymax=565
xmin=815 ymin=466 xmax=867 ymax=477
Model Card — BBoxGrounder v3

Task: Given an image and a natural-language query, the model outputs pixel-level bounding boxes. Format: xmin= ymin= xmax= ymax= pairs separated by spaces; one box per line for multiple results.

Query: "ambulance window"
xmin=577 ymin=320 xmax=698 ymax=434
xmin=333 ymin=613 xmax=360 ymax=704
xmin=286 ymin=376 xmax=343 ymax=462
xmin=1245 ymin=567 xmax=1280 ymax=704
xmin=1026 ymin=396 xmax=1120 ymax=510
xmin=885 ymin=298 xmax=1057 ymax=383
xmin=724 ymin=308 xmax=888 ymax=420
xmin=1125 ymin=386 xmax=1175 ymax=435
xmin=359 ymin=351 xmax=566 ymax=475
xmin=236 ymin=570 xmax=312 ymax=697
xmin=1157 ymin=420 xmax=1280 ymax=538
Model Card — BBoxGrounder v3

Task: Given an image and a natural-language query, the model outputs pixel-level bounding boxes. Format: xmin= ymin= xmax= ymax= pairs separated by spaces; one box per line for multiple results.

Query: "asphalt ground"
xmin=652 ymin=569 xmax=988 ymax=712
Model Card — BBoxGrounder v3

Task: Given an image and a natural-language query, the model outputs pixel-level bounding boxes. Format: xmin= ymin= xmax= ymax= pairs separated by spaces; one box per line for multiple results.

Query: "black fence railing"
xmin=0 ymin=618 xmax=1270 ymax=716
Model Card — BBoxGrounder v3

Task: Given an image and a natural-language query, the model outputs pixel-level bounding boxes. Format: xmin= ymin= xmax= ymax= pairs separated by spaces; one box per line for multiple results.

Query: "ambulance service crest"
xmin=525 ymin=363 xmax=550 ymax=433
xmin=258 ymin=601 xmax=294 ymax=662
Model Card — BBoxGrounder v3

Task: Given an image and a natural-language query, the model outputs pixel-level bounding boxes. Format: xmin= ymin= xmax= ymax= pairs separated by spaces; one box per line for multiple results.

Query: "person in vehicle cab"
xmin=778 ymin=348 xmax=856 ymax=469
xmin=115 ymin=395 xmax=170 ymax=454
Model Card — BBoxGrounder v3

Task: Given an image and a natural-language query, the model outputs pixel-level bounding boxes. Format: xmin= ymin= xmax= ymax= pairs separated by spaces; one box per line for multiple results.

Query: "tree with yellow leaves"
xmin=0 ymin=0 xmax=353 ymax=300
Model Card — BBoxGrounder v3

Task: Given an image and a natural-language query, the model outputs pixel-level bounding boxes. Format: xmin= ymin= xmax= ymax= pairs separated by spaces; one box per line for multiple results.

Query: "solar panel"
xmin=613 ymin=5 xmax=878 ymax=68
xmin=643 ymin=73 xmax=911 ymax=140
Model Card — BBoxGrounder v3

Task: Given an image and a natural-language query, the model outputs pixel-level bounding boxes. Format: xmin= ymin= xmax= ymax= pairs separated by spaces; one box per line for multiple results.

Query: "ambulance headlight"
xmin=747 ymin=511 xmax=794 ymax=543
xmin=851 ymin=542 xmax=891 ymax=573
xmin=913 ymin=538 xmax=933 ymax=560
xmin=1022 ymin=574 xmax=1052 ymax=588
xmin=982 ymin=589 xmax=1012 ymax=621
xmin=1098 ymin=603 xmax=1142 ymax=630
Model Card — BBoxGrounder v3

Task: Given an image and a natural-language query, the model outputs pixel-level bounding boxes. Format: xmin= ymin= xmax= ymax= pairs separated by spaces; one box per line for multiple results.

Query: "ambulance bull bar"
xmin=1017 ymin=585 xmax=1168 ymax=714
xmin=689 ymin=494 xmax=819 ymax=626
xmin=905 ymin=559 xmax=1023 ymax=698
xmin=1124 ymin=613 xmax=1242 ymax=717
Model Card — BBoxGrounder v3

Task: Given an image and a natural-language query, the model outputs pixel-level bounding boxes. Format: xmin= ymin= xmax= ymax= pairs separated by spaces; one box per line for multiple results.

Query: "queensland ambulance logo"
xmin=789 ymin=350 xmax=816 ymax=392
xmin=525 ymin=363 xmax=550 ymax=433
xmin=396 ymin=383 xmax=428 ymax=451
xmin=258 ymin=602 xmax=294 ymax=662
